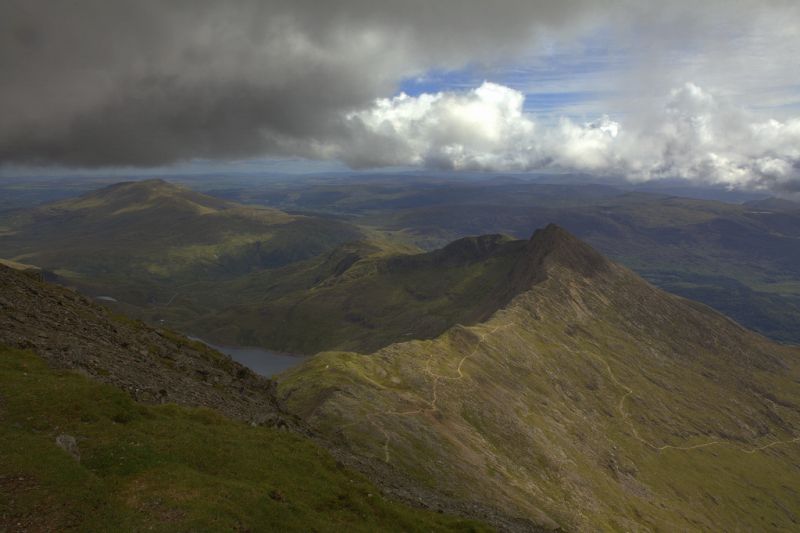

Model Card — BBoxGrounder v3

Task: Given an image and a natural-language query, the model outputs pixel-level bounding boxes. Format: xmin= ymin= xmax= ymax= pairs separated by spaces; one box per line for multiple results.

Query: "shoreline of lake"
xmin=189 ymin=337 xmax=308 ymax=377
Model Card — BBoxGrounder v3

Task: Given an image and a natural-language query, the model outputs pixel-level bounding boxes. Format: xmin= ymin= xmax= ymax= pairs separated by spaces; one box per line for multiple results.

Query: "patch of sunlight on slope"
xmin=111 ymin=201 xmax=219 ymax=216
xmin=0 ymin=258 xmax=39 ymax=270
xmin=225 ymin=206 xmax=299 ymax=225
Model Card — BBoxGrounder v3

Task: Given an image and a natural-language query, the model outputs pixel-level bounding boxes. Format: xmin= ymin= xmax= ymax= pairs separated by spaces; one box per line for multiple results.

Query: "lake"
xmin=191 ymin=338 xmax=307 ymax=377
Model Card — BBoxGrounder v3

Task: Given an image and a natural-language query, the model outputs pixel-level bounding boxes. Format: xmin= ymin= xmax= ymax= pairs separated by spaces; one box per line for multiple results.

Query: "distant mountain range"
xmin=0 ymin=179 xmax=366 ymax=348
xmin=3 ymin=177 xmax=800 ymax=348
xmin=212 ymin=175 xmax=800 ymax=345
xmin=3 ymin=206 xmax=800 ymax=529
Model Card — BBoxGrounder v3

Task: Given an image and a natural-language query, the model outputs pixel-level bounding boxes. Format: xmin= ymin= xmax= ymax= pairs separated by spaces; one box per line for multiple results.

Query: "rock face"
xmin=55 ymin=434 xmax=80 ymax=462
xmin=279 ymin=225 xmax=800 ymax=531
xmin=0 ymin=265 xmax=283 ymax=425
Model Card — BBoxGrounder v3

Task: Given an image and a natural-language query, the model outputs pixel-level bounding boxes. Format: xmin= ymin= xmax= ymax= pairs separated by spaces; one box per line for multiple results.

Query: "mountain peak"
xmin=62 ymin=178 xmax=231 ymax=214
xmin=96 ymin=178 xmax=188 ymax=198
xmin=526 ymin=223 xmax=612 ymax=278
xmin=434 ymin=233 xmax=513 ymax=265
xmin=125 ymin=177 xmax=168 ymax=187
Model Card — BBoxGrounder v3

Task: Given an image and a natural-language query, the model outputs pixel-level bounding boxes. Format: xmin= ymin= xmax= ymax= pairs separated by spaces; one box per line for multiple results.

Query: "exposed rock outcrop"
xmin=0 ymin=265 xmax=285 ymax=425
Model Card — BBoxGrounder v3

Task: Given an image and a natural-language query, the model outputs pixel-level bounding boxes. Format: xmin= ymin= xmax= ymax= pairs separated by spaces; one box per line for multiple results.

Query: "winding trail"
xmin=588 ymin=349 xmax=800 ymax=454
xmin=156 ymin=292 xmax=179 ymax=307
xmin=150 ymin=280 xmax=201 ymax=307
xmin=366 ymin=322 xmax=515 ymax=463
xmin=359 ymin=321 xmax=799 ymax=464
xmin=423 ymin=323 xmax=517 ymax=409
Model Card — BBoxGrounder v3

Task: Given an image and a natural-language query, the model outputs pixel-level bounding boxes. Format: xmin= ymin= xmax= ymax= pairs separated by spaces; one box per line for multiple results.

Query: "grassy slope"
xmin=156 ymin=235 xmax=530 ymax=354
xmin=359 ymin=194 xmax=800 ymax=343
xmin=0 ymin=346 xmax=487 ymax=532
xmin=7 ymin=178 xmax=800 ymax=349
xmin=204 ymin=178 xmax=800 ymax=344
xmin=279 ymin=228 xmax=800 ymax=531
xmin=0 ymin=179 xmax=363 ymax=298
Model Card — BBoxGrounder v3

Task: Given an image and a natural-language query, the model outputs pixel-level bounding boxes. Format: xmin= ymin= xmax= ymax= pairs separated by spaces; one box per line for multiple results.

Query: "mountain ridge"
xmin=188 ymin=224 xmax=617 ymax=355
xmin=279 ymin=225 xmax=800 ymax=531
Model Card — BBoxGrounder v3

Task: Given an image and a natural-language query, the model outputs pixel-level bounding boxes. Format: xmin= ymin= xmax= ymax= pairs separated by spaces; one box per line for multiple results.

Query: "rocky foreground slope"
xmin=280 ymin=225 xmax=800 ymax=531
xmin=0 ymin=264 xmax=487 ymax=531
xmin=0 ymin=264 xmax=283 ymax=424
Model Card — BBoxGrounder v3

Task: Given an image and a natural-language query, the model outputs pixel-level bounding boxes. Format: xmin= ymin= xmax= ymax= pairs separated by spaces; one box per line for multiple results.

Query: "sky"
xmin=2 ymin=1 xmax=800 ymax=192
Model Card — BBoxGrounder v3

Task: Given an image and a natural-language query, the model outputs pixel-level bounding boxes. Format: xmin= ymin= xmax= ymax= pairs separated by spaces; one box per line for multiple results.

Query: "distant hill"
xmin=280 ymin=225 xmax=800 ymax=531
xmin=7 ymin=177 xmax=800 ymax=350
xmin=744 ymin=196 xmax=800 ymax=212
xmin=1 ymin=179 xmax=363 ymax=277
xmin=216 ymin=176 xmax=800 ymax=344
xmin=0 ymin=179 xmax=364 ymax=314
xmin=187 ymin=234 xmax=535 ymax=353
xmin=183 ymin=229 xmax=628 ymax=354
xmin=6 ymin=179 xmax=564 ymax=354
xmin=0 ymin=264 xmax=489 ymax=531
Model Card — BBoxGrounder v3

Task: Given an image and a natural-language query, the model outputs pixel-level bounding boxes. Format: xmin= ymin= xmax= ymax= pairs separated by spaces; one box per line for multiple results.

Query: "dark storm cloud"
xmin=3 ymin=0 xmax=800 ymax=192
xmin=0 ymin=0 xmax=605 ymax=167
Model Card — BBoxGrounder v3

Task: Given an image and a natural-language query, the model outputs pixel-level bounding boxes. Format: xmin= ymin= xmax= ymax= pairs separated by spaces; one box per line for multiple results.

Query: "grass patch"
xmin=0 ymin=346 xmax=488 ymax=532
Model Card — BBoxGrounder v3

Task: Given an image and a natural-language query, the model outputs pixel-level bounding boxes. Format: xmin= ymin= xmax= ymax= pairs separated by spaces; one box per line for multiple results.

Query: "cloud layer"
xmin=335 ymin=82 xmax=800 ymax=189
xmin=1 ymin=0 xmax=600 ymax=167
xmin=2 ymin=1 xmax=800 ymax=190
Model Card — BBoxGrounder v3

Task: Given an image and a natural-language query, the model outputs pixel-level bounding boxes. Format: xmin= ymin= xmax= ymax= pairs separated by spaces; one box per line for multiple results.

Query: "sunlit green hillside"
xmin=280 ymin=225 xmax=800 ymax=531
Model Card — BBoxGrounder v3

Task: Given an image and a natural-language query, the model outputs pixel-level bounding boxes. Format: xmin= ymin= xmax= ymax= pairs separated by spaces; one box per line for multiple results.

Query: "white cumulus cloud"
xmin=339 ymin=83 xmax=536 ymax=169
xmin=333 ymin=81 xmax=800 ymax=190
